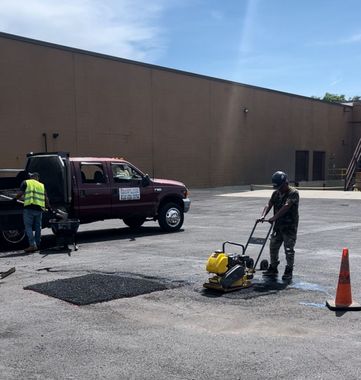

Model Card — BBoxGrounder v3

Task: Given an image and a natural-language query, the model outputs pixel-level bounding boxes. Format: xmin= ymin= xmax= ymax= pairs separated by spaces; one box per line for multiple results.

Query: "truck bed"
xmin=0 ymin=189 xmax=18 ymax=200
xmin=0 ymin=171 xmax=25 ymax=230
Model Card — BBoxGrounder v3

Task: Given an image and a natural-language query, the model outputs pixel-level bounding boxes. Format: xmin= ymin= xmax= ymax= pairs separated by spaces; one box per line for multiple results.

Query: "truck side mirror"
xmin=142 ymin=174 xmax=150 ymax=187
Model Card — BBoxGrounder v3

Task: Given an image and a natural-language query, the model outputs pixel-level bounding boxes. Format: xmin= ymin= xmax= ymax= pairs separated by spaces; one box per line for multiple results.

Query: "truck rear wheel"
xmin=0 ymin=229 xmax=27 ymax=249
xmin=158 ymin=202 xmax=184 ymax=232
xmin=123 ymin=216 xmax=146 ymax=230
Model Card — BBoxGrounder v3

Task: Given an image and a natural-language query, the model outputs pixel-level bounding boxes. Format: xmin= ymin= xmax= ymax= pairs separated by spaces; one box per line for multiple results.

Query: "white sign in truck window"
xmin=119 ymin=187 xmax=140 ymax=201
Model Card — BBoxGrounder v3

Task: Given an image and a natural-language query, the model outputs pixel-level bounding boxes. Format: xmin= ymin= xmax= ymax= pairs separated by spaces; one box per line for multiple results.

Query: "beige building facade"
xmin=0 ymin=32 xmax=359 ymax=187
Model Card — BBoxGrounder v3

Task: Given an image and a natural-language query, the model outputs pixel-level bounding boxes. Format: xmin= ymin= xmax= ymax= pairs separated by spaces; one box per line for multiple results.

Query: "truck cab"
xmin=69 ymin=157 xmax=190 ymax=231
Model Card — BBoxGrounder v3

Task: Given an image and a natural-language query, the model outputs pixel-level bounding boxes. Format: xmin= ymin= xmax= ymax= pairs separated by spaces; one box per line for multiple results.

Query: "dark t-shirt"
xmin=270 ymin=186 xmax=299 ymax=228
xmin=20 ymin=180 xmax=46 ymax=211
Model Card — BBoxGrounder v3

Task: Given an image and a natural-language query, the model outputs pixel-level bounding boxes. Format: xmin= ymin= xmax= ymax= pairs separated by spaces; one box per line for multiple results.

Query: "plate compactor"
xmin=203 ymin=220 xmax=273 ymax=292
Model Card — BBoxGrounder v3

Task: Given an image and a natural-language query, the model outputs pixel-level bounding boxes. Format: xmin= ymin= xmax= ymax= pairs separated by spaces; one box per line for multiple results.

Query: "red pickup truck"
xmin=0 ymin=152 xmax=191 ymax=248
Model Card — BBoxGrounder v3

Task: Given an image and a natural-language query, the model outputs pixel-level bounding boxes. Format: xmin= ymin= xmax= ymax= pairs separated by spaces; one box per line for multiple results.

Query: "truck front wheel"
xmin=158 ymin=202 xmax=184 ymax=232
xmin=123 ymin=216 xmax=146 ymax=230
xmin=0 ymin=229 xmax=27 ymax=249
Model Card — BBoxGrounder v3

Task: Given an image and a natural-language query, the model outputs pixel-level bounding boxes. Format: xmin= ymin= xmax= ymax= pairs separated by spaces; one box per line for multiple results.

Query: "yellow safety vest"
xmin=24 ymin=179 xmax=45 ymax=208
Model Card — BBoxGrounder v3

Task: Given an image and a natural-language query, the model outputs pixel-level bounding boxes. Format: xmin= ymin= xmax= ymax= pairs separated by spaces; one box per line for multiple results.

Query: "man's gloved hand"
xmin=258 ymin=216 xmax=265 ymax=223
xmin=12 ymin=198 xmax=18 ymax=203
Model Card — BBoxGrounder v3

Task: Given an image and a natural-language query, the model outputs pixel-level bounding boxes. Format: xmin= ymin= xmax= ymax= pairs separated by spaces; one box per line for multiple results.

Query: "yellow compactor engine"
xmin=206 ymin=251 xmax=230 ymax=275
xmin=204 ymin=250 xmax=255 ymax=291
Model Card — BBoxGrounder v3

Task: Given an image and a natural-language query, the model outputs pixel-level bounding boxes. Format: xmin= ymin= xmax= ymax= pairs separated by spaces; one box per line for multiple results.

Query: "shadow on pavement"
xmin=201 ymin=277 xmax=290 ymax=299
xmin=0 ymin=226 xmax=182 ymax=256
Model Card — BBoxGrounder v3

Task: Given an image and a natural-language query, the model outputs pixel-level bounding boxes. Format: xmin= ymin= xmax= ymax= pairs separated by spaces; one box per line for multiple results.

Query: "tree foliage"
xmin=311 ymin=93 xmax=361 ymax=103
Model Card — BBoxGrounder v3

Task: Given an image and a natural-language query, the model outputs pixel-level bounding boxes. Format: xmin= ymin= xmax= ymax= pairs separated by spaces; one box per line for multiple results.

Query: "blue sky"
xmin=0 ymin=0 xmax=360 ymax=98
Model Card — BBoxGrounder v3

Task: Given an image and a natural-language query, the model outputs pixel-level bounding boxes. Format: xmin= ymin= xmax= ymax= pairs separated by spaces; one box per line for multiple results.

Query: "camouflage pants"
xmin=269 ymin=225 xmax=298 ymax=268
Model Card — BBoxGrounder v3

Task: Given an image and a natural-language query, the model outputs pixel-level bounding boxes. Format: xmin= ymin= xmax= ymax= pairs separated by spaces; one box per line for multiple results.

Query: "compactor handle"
xmin=248 ymin=219 xmax=274 ymax=270
xmin=256 ymin=218 xmax=273 ymax=224
xmin=221 ymin=241 xmax=245 ymax=255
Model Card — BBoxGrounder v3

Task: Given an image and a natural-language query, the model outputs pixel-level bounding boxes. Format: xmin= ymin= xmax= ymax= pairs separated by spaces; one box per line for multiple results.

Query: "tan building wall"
xmin=0 ymin=32 xmax=355 ymax=187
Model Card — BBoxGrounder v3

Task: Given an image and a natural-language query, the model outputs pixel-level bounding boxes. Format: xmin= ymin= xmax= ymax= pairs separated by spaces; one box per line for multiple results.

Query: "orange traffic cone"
xmin=326 ymin=248 xmax=361 ymax=311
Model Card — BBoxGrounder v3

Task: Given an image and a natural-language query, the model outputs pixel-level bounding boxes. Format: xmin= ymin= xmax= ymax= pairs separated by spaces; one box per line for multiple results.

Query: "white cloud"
xmin=340 ymin=33 xmax=361 ymax=44
xmin=209 ymin=10 xmax=223 ymax=21
xmin=330 ymin=77 xmax=343 ymax=87
xmin=238 ymin=0 xmax=260 ymax=55
xmin=0 ymin=0 xmax=170 ymax=62
xmin=310 ymin=32 xmax=361 ymax=47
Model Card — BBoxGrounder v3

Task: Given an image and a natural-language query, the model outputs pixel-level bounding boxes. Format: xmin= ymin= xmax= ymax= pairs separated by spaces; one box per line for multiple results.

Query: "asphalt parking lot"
xmin=1 ymin=187 xmax=361 ymax=380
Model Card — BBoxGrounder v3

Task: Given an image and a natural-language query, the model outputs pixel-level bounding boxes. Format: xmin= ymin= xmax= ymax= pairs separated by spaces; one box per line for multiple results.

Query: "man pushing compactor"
xmin=259 ymin=171 xmax=299 ymax=281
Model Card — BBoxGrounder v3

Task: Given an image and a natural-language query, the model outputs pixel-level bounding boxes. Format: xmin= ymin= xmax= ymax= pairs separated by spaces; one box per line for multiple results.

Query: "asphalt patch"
xmin=24 ymin=273 xmax=170 ymax=305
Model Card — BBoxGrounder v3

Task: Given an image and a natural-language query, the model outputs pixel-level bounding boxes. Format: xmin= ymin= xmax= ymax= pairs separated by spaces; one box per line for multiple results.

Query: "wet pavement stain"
xmin=290 ymin=281 xmax=327 ymax=293
xmin=299 ymin=302 xmax=326 ymax=308
xmin=201 ymin=278 xmax=330 ymax=300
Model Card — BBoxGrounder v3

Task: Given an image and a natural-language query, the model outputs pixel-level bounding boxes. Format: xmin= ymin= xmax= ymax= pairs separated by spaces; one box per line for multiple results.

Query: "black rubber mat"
xmin=24 ymin=273 xmax=169 ymax=305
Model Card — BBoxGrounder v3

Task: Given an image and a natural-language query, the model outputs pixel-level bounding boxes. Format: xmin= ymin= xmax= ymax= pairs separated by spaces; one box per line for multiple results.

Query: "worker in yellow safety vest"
xmin=14 ymin=172 xmax=51 ymax=253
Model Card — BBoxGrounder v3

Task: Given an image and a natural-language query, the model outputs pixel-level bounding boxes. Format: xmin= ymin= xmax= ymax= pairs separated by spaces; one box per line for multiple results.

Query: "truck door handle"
xmin=80 ymin=190 xmax=86 ymax=198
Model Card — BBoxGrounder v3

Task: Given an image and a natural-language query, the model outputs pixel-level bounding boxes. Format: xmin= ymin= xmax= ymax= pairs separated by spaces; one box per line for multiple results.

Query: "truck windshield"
xmin=111 ymin=163 xmax=142 ymax=182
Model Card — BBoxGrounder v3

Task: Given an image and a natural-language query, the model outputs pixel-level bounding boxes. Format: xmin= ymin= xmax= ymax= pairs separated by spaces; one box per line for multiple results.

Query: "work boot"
xmin=24 ymin=245 xmax=37 ymax=253
xmin=282 ymin=266 xmax=293 ymax=281
xmin=262 ymin=265 xmax=278 ymax=277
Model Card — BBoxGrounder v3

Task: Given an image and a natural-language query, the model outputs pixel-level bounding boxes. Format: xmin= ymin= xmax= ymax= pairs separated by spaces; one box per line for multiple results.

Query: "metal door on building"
xmin=295 ymin=151 xmax=309 ymax=182
xmin=312 ymin=151 xmax=325 ymax=181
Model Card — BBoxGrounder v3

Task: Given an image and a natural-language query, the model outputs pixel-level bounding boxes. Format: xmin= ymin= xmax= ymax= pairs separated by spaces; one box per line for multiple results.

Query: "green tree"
xmin=351 ymin=95 xmax=361 ymax=102
xmin=322 ymin=93 xmax=347 ymax=103
xmin=311 ymin=93 xmax=361 ymax=103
